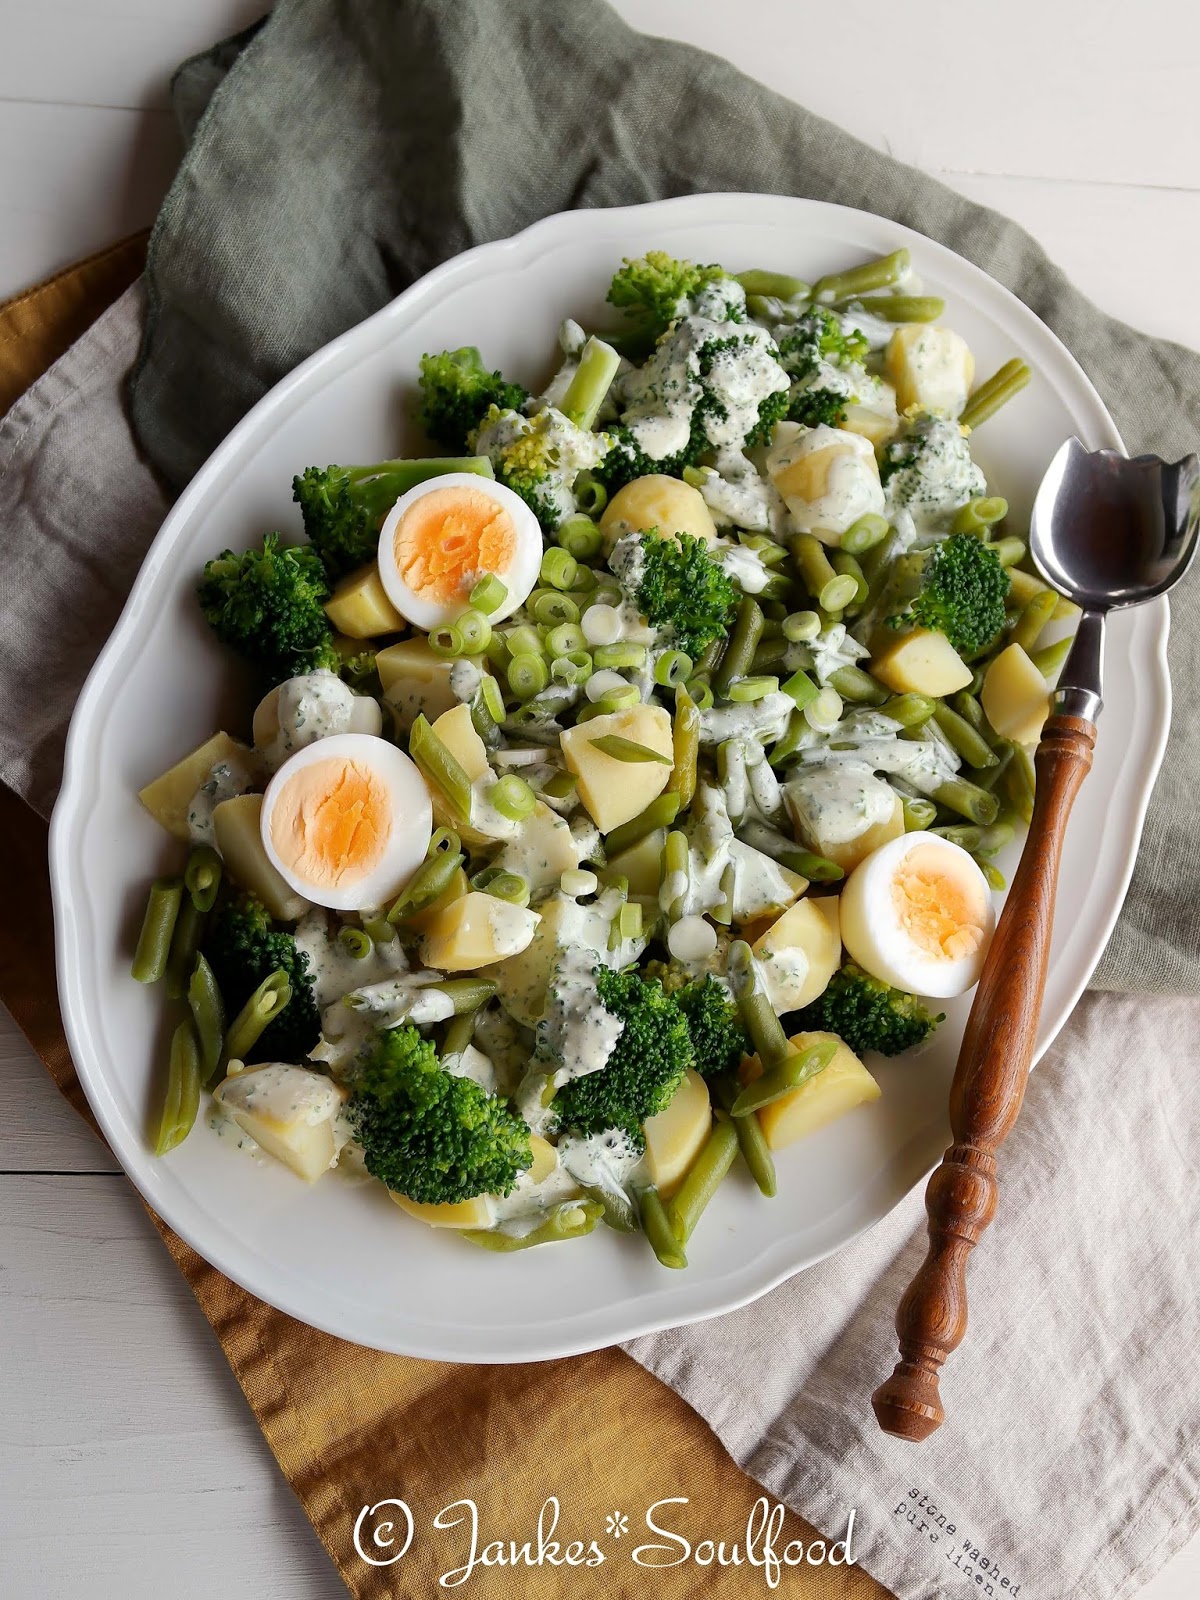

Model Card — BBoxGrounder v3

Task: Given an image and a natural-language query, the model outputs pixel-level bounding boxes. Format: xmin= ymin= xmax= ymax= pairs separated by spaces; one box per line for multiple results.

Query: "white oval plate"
xmin=50 ymin=195 xmax=1167 ymax=1361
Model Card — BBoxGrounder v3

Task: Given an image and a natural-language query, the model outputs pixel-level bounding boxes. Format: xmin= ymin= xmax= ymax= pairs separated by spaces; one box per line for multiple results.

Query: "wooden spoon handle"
xmin=872 ymin=713 xmax=1097 ymax=1441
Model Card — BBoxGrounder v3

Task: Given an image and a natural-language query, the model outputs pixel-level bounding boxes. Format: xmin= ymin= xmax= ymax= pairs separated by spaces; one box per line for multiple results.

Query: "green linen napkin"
xmin=131 ymin=0 xmax=1200 ymax=994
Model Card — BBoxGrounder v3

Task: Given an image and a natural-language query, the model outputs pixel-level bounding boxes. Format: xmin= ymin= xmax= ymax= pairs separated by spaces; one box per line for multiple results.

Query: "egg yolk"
xmin=392 ymin=486 xmax=516 ymax=603
xmin=270 ymin=757 xmax=390 ymax=890
xmin=891 ymin=844 xmax=984 ymax=962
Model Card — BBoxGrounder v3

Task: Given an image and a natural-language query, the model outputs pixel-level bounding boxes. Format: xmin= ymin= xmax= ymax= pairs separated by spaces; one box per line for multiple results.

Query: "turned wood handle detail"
xmin=872 ymin=713 xmax=1097 ymax=1441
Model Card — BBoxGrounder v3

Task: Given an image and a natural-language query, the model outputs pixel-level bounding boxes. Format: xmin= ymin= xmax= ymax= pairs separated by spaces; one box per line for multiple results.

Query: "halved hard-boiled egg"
xmin=376 ymin=472 xmax=542 ymax=630
xmin=839 ymin=831 xmax=996 ymax=999
xmin=259 ymin=732 xmax=432 ymax=911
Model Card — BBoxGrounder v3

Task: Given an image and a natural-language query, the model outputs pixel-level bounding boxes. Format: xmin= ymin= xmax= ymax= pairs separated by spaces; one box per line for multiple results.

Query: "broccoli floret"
xmin=552 ymin=968 xmax=694 ymax=1148
xmin=203 ymin=893 xmax=321 ymax=1064
xmin=887 ymin=532 xmax=1010 ymax=657
xmin=786 ymin=387 xmax=850 ymax=428
xmin=471 ymin=404 xmax=610 ymax=530
xmin=607 ymin=251 xmax=731 ymax=346
xmin=790 ymin=963 xmax=943 ymax=1058
xmin=592 ymin=424 xmax=700 ymax=495
xmin=348 ymin=1023 xmax=532 ymax=1205
xmin=198 ymin=533 xmax=338 ymax=685
xmin=418 ymin=347 xmax=529 ymax=454
xmin=633 ymin=530 xmax=738 ymax=657
xmin=675 ymin=976 xmax=748 ymax=1081
xmin=292 ymin=461 xmax=440 ymax=580
xmin=775 ymin=310 xmax=870 ymax=430
xmin=330 ymin=640 xmax=382 ymax=697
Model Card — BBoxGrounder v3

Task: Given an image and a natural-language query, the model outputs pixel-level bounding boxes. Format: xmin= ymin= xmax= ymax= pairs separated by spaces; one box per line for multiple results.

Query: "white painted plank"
xmin=0 ymin=1008 xmax=117 ymax=1172
xmin=0 ymin=1174 xmax=343 ymax=1599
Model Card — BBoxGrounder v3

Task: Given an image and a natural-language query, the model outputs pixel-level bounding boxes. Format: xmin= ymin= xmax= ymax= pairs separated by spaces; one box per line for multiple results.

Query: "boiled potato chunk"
xmin=755 ymin=1031 xmax=881 ymax=1151
xmin=212 ymin=792 xmax=311 ymax=921
xmin=324 ymin=561 xmax=407 ymax=638
xmin=766 ymin=422 xmax=884 ymax=543
xmin=138 ymin=731 xmax=255 ymax=843
xmin=214 ymin=1064 xmax=346 ymax=1183
xmin=378 ymin=637 xmax=483 ymax=731
xmin=840 ymin=386 xmax=900 ymax=447
xmin=599 ymin=474 xmax=719 ymax=553
xmin=607 ymin=827 xmax=667 ymax=898
xmin=528 ymin=1133 xmax=558 ymax=1184
xmin=643 ymin=1069 xmax=712 ymax=1198
xmin=560 ymin=705 xmax=672 ymax=833
xmin=427 ymin=702 xmax=502 ymax=845
xmin=885 ymin=324 xmax=974 ymax=419
xmin=981 ymin=642 xmax=1051 ymax=745
xmin=391 ymin=1191 xmax=497 ymax=1229
xmin=871 ymin=627 xmax=973 ymax=697
xmin=1005 ymin=568 xmax=1075 ymax=619
xmin=494 ymin=803 xmax=581 ymax=896
xmin=489 ymin=894 xmax=620 ymax=1025
xmin=729 ymin=841 xmax=807 ymax=923
xmin=421 ymin=892 xmax=540 ymax=970
xmin=812 ymin=793 xmax=905 ymax=875
xmin=752 ymin=896 xmax=841 ymax=1013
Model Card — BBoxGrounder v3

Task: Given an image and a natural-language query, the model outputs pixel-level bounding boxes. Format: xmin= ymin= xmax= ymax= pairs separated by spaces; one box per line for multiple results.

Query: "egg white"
xmin=839 ymin=831 xmax=996 ymax=999
xmin=376 ymin=472 xmax=543 ymax=630
xmin=259 ymin=732 xmax=432 ymax=912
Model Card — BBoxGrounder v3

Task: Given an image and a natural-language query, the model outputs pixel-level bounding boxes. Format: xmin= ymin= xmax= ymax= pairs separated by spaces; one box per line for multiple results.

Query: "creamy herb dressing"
xmin=785 ymin=765 xmax=896 ymax=846
xmin=558 ymin=1127 xmax=646 ymax=1196
xmin=449 ymin=657 xmax=485 ymax=705
xmin=257 ymin=670 xmax=380 ymax=773
xmin=214 ymin=1061 xmax=344 ymax=1128
xmin=444 ymin=1041 xmax=498 ymax=1094
xmin=293 ymin=908 xmax=408 ymax=1008
xmin=698 ymin=691 xmax=794 ymax=750
xmin=186 ymin=753 xmax=259 ymax=847
xmin=884 ymin=416 xmax=986 ymax=531
xmin=720 ymin=544 xmax=771 ymax=594
xmin=700 ymin=449 xmax=786 ymax=535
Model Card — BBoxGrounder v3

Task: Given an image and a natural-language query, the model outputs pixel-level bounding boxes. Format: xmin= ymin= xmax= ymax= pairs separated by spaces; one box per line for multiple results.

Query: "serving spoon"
xmin=872 ymin=437 xmax=1200 ymax=1441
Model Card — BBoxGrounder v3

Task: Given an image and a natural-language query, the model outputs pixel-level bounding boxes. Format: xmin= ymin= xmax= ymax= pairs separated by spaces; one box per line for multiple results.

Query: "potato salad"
xmin=130 ymin=245 xmax=1073 ymax=1267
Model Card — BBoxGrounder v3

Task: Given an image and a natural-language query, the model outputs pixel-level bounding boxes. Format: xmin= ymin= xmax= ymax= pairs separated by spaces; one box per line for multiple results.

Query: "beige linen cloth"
xmin=4 ymin=278 xmax=1200 ymax=1600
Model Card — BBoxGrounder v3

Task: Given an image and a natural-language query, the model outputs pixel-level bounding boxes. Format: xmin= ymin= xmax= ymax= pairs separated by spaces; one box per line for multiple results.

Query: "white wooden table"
xmin=3 ymin=3 xmax=1197 ymax=1594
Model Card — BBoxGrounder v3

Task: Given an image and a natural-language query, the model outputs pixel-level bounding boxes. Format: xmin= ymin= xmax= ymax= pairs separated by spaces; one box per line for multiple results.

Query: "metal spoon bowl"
xmin=873 ymin=437 xmax=1199 ymax=1443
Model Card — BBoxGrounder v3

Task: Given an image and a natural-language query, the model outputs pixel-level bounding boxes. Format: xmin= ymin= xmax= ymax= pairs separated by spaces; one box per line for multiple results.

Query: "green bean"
xmin=933 ymin=777 xmax=1000 ymax=826
xmin=338 ymin=925 xmax=373 ymax=959
xmin=594 ymin=641 xmax=647 ymax=670
xmin=579 ymin=1182 xmax=639 ymax=1233
xmin=132 ymin=877 xmax=183 ymax=985
xmin=727 ymin=941 xmax=790 ymax=1070
xmin=666 ymin=1120 xmax=740 ymax=1243
xmin=1011 ymin=588 xmax=1060 ymax=653
xmin=741 ymin=534 xmax=790 ymax=568
xmin=588 ymin=734 xmax=671 ymax=766
xmin=727 ymin=675 xmax=779 ymax=703
xmin=902 ymin=796 xmax=938 ymax=832
xmin=540 ymin=771 xmax=578 ymax=803
xmin=844 ymin=293 xmax=945 ymax=322
xmin=766 ymin=708 xmax=809 ymax=768
xmin=1003 ymin=740 xmax=1037 ymax=825
xmin=991 ymin=537 xmax=1027 ymax=568
xmin=661 ymin=830 xmax=690 ymax=921
xmin=409 ymin=714 xmax=474 ymax=826
xmin=188 ymin=954 xmax=226 ymax=1086
xmin=387 ymin=848 xmax=465 ymax=922
xmin=830 ymin=549 xmax=869 ymax=608
xmin=662 ymin=686 xmax=700 ymax=812
xmin=735 ymin=268 xmax=810 ymax=300
xmin=840 ymin=514 xmax=891 ymax=556
xmin=427 ymin=977 xmax=498 ymax=1015
xmin=731 ymin=1039 xmax=839 ymax=1116
xmin=790 ymin=532 xmax=837 ymax=604
xmin=604 ymin=792 xmax=682 ymax=855
xmin=781 ymin=667 xmax=819 ymax=711
xmin=164 ymin=895 xmax=205 ymax=1000
xmin=362 ymin=915 xmax=396 ymax=945
xmin=734 ymin=820 xmax=842 ymax=881
xmin=950 ymin=690 xmax=986 ymax=731
xmin=976 ymin=857 xmax=1007 ymax=891
xmin=531 ymin=590 xmax=579 ymax=628
xmin=830 ymin=664 xmax=887 ymax=705
xmin=714 ymin=1077 xmax=777 ymax=1197
xmin=484 ymin=632 xmax=511 ymax=675
xmin=462 ymin=1198 xmax=604 ymax=1252
xmin=932 ymin=702 xmax=1000 ymax=769
xmin=183 ymin=846 xmax=222 ymax=913
xmin=714 ymin=596 xmax=764 ymax=698
xmin=470 ymin=867 xmax=531 ymax=907
xmin=559 ymin=334 xmax=622 ymax=430
xmin=428 ymin=622 xmax=465 ymax=658
xmin=932 ymin=823 xmax=985 ymax=851
xmin=960 ymin=358 xmax=1032 ymax=431
xmin=814 ymin=247 xmax=910 ymax=305
xmin=154 ymin=1019 xmax=202 ymax=1156
xmin=441 ymin=1009 xmax=477 ymax=1062
xmin=224 ymin=969 xmax=292 ymax=1063
xmin=709 ymin=862 xmax=737 ymax=927
xmin=1031 ymin=634 xmax=1073 ymax=679
xmin=540 ymin=547 xmax=578 ymax=591
xmin=636 ymin=1186 xmax=687 ymax=1270
xmin=428 ymin=826 xmax=461 ymax=858
xmin=469 ymin=574 xmax=508 ymax=614
xmin=881 ymin=692 xmax=936 ymax=729
xmin=695 ymin=637 xmax=726 ymax=676
xmin=952 ymin=496 xmax=1009 ymax=536
xmin=978 ymin=819 xmax=1016 ymax=856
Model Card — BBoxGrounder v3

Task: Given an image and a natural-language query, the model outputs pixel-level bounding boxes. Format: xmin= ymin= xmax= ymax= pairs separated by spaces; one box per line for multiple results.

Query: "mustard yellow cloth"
xmin=0 ymin=249 xmax=891 ymax=1600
